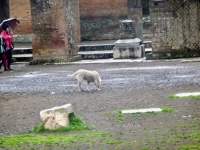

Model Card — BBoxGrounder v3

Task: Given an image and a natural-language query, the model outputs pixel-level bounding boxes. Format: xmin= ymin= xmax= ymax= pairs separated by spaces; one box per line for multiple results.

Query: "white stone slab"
xmin=122 ymin=108 xmax=162 ymax=114
xmin=120 ymin=19 xmax=134 ymax=23
xmin=175 ymin=92 xmax=200 ymax=97
xmin=114 ymin=38 xmax=142 ymax=47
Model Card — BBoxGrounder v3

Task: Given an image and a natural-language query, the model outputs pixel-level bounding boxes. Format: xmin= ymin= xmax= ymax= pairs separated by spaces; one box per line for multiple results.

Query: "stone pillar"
xmin=119 ymin=19 xmax=135 ymax=39
xmin=30 ymin=0 xmax=80 ymax=61
xmin=127 ymin=0 xmax=143 ymax=40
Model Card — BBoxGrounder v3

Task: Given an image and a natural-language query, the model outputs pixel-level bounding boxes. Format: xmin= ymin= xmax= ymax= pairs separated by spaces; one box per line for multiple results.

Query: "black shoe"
xmin=0 ymin=61 xmax=2 ymax=69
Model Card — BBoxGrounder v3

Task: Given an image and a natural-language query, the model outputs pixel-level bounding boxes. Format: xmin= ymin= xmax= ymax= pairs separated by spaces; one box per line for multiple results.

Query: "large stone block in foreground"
xmin=113 ymin=38 xmax=144 ymax=59
xmin=40 ymin=104 xmax=74 ymax=130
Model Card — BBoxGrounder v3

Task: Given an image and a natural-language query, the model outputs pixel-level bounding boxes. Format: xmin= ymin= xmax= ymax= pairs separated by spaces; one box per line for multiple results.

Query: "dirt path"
xmin=0 ymin=60 xmax=200 ymax=149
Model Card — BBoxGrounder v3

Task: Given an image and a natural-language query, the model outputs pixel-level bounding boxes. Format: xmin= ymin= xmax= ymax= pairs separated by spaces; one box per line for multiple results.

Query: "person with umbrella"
xmin=0 ymin=28 xmax=9 ymax=71
xmin=1 ymin=23 xmax=14 ymax=71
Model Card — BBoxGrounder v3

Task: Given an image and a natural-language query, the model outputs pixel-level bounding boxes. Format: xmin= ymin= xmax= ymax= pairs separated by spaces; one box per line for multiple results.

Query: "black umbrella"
xmin=0 ymin=18 xmax=20 ymax=30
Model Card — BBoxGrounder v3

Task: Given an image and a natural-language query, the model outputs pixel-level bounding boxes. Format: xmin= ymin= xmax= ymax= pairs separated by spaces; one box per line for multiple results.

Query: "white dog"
xmin=67 ymin=69 xmax=102 ymax=92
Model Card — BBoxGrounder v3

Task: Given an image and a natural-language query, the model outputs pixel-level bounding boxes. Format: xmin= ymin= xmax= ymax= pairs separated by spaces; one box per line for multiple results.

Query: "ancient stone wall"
xmin=7 ymin=0 xmax=146 ymax=41
xmin=150 ymin=0 xmax=200 ymax=58
xmin=79 ymin=0 xmax=128 ymax=41
xmin=9 ymin=0 xmax=32 ymax=34
xmin=30 ymin=0 xmax=80 ymax=61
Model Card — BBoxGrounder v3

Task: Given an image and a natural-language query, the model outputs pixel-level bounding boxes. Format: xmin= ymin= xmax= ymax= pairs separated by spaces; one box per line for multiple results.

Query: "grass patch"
xmin=0 ymin=132 xmax=112 ymax=148
xmin=168 ymin=94 xmax=177 ymax=98
xmin=178 ymin=144 xmax=200 ymax=150
xmin=105 ymin=139 xmax=123 ymax=144
xmin=115 ymin=110 xmax=124 ymax=122
xmin=30 ymin=113 xmax=94 ymax=133
xmin=161 ymin=107 xmax=175 ymax=113
xmin=168 ymin=94 xmax=200 ymax=99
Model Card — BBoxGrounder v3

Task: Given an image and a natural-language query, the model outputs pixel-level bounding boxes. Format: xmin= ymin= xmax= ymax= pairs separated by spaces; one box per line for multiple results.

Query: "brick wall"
xmin=9 ymin=0 xmax=32 ymax=34
xmin=30 ymin=0 xmax=80 ymax=60
xmin=80 ymin=0 xmax=127 ymax=18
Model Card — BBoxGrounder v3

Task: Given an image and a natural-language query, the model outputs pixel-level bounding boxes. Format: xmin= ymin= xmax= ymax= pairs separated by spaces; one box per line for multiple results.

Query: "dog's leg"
xmin=87 ymin=81 xmax=90 ymax=91
xmin=95 ymin=80 xmax=100 ymax=90
xmin=77 ymin=81 xmax=82 ymax=92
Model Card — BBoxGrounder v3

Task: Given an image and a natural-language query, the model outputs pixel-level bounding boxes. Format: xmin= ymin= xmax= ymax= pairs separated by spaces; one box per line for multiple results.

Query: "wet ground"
xmin=0 ymin=59 xmax=200 ymax=149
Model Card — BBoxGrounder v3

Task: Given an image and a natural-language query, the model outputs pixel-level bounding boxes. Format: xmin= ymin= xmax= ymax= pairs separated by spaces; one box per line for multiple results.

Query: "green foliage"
xmin=178 ymin=144 xmax=200 ymax=150
xmin=105 ymin=139 xmax=123 ymax=144
xmin=115 ymin=110 xmax=124 ymax=122
xmin=168 ymin=94 xmax=177 ymax=98
xmin=161 ymin=107 xmax=175 ymax=113
xmin=31 ymin=123 xmax=45 ymax=133
xmin=30 ymin=113 xmax=94 ymax=133
xmin=0 ymin=132 xmax=111 ymax=148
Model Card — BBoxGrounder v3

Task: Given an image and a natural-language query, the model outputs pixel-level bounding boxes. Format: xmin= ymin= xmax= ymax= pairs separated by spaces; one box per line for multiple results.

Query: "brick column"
xmin=30 ymin=0 xmax=80 ymax=61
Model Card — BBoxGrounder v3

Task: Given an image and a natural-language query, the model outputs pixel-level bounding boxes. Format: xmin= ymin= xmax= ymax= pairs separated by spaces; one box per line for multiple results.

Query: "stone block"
xmin=114 ymin=38 xmax=142 ymax=47
xmin=40 ymin=104 xmax=74 ymax=130
xmin=113 ymin=38 xmax=143 ymax=59
xmin=113 ymin=45 xmax=143 ymax=59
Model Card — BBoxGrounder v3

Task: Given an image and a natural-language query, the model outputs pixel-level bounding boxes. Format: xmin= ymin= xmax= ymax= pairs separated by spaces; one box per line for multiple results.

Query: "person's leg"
xmin=1 ymin=53 xmax=9 ymax=71
xmin=0 ymin=53 xmax=2 ymax=70
xmin=7 ymin=50 xmax=12 ymax=70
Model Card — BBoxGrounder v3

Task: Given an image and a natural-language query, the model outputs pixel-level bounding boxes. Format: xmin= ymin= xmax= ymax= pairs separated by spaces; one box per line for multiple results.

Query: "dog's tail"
xmin=67 ymin=71 xmax=78 ymax=78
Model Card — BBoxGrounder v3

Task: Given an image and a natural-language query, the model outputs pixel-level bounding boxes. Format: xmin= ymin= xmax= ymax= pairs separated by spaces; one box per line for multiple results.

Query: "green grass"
xmin=105 ymin=139 xmax=123 ymax=144
xmin=30 ymin=113 xmax=94 ymax=133
xmin=0 ymin=132 xmax=112 ymax=148
xmin=161 ymin=107 xmax=175 ymax=113
xmin=178 ymin=144 xmax=200 ymax=150
xmin=115 ymin=110 xmax=124 ymax=122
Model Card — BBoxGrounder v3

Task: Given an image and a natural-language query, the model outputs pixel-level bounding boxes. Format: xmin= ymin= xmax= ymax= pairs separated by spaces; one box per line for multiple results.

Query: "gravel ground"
xmin=0 ymin=60 xmax=200 ymax=149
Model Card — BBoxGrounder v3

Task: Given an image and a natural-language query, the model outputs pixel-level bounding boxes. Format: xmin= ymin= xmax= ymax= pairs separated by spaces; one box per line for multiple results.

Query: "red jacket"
xmin=1 ymin=30 xmax=13 ymax=50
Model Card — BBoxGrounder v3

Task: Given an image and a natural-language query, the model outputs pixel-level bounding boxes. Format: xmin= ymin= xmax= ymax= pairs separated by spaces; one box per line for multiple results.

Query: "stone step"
xmin=78 ymin=40 xmax=116 ymax=51
xmin=12 ymin=44 xmax=33 ymax=62
xmin=12 ymin=54 xmax=33 ymax=62
xmin=78 ymin=50 xmax=113 ymax=59
xmin=13 ymin=47 xmax=32 ymax=54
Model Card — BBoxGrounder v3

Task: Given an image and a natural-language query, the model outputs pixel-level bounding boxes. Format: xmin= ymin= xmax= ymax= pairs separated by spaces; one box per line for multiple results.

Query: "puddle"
xmin=175 ymin=92 xmax=200 ymax=97
xmin=122 ymin=108 xmax=162 ymax=114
